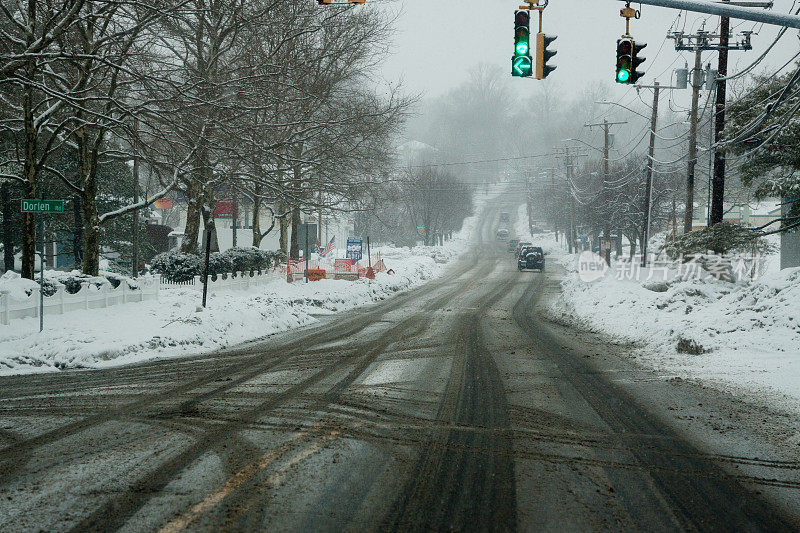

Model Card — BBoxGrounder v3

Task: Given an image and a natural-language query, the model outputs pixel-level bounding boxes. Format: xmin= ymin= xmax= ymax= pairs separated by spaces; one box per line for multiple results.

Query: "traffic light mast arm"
xmin=518 ymin=0 xmax=547 ymax=32
xmin=620 ymin=3 xmax=640 ymax=37
xmin=614 ymin=0 xmax=800 ymax=29
xmin=317 ymin=0 xmax=365 ymax=5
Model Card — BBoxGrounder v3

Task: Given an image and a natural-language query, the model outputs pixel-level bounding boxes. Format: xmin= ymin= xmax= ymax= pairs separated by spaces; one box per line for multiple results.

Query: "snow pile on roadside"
xmin=548 ymin=255 xmax=800 ymax=410
xmin=0 ymin=186 xmax=505 ymax=375
xmin=0 ymin=257 xmax=435 ymax=375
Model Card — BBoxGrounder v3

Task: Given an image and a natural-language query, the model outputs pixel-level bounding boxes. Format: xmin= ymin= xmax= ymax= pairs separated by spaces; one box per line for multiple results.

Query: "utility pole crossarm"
xmin=616 ymin=0 xmax=800 ymax=29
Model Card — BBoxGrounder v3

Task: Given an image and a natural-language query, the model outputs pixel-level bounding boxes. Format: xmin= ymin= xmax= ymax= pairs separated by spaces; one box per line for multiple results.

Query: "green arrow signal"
xmin=513 ymin=56 xmax=532 ymax=77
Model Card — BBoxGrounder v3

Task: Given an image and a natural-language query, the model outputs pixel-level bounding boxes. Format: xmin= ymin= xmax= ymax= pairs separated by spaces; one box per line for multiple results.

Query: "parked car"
xmin=518 ymin=246 xmax=546 ymax=272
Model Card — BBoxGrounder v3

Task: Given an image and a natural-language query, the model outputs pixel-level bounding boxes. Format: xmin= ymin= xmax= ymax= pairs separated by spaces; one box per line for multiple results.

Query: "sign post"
xmin=305 ymin=223 xmax=309 ymax=283
xmin=21 ymin=197 xmax=64 ymax=331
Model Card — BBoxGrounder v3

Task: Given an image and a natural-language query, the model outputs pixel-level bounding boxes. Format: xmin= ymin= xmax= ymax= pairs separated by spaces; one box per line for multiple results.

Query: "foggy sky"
xmin=379 ymin=0 xmax=798 ymax=106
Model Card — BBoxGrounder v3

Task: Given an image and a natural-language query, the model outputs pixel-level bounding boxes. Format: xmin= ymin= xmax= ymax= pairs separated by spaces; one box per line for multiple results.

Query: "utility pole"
xmin=565 ymin=148 xmax=577 ymax=254
xmin=711 ymin=2 xmax=730 ymax=225
xmin=584 ymin=119 xmax=627 ymax=264
xmin=669 ymin=22 xmax=751 ymax=227
xmin=707 ymin=65 xmax=717 ymax=226
xmin=548 ymin=167 xmax=559 ymax=242
xmin=685 ymin=44 xmax=704 ymax=233
xmin=554 ymin=146 xmax=588 ymax=253
xmin=641 ymin=82 xmax=660 ymax=267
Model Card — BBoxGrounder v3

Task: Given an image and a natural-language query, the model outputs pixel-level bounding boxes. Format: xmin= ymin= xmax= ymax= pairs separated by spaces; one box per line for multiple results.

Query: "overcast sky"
xmin=378 ymin=0 xmax=799 ymax=106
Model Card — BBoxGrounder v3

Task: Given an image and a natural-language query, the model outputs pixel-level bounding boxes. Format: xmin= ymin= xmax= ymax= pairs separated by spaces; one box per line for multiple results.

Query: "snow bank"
xmin=548 ymin=248 xmax=800 ymax=413
xmin=0 ymin=186 xmax=505 ymax=375
xmin=512 ymin=203 xmax=800 ymax=412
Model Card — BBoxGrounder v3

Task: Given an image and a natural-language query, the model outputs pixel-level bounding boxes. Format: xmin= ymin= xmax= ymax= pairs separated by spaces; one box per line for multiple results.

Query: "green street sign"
xmin=21 ymin=199 xmax=65 ymax=214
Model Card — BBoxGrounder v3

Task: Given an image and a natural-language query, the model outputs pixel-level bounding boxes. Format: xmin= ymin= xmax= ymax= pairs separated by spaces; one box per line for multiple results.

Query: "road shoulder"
xmin=532 ymin=262 xmax=800 ymax=523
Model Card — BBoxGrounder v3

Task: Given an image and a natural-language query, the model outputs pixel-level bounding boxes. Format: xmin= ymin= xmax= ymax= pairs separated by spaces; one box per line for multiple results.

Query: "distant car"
xmin=508 ymin=239 xmax=520 ymax=252
xmin=499 ymin=212 xmax=510 ymax=223
xmin=518 ymin=246 xmax=546 ymax=272
xmin=515 ymin=241 xmax=532 ymax=257
xmin=496 ymin=228 xmax=509 ymax=240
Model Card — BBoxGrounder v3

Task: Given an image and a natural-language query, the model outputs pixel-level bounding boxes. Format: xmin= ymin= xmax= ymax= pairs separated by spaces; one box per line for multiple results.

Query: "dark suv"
xmin=518 ymin=246 xmax=545 ymax=272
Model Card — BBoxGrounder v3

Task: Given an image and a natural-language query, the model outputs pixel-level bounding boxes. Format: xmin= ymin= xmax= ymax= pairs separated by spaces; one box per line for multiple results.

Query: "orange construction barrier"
xmin=307 ymin=269 xmax=326 ymax=282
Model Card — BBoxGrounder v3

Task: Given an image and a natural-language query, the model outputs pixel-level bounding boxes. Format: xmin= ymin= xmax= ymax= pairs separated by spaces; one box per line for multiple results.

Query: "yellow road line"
xmin=158 ymin=429 xmax=338 ymax=533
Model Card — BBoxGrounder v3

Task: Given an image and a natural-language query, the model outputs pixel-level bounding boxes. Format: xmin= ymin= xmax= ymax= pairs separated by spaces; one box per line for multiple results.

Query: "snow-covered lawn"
xmin=516 ymin=204 xmax=800 ymax=414
xmin=0 ymin=187 xmax=503 ymax=375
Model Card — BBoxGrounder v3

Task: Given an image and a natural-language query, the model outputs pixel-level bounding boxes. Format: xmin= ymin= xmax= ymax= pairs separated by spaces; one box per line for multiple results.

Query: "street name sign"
xmin=21 ymin=199 xmax=65 ymax=214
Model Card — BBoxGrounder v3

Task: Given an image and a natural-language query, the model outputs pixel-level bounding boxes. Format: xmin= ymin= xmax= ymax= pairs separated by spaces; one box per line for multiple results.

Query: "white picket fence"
xmin=0 ymin=270 xmax=281 ymax=326
xmin=0 ymin=276 xmax=160 ymax=326
xmin=159 ymin=270 xmax=280 ymax=293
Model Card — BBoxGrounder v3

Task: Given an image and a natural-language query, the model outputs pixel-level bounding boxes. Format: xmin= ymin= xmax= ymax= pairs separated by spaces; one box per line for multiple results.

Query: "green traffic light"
xmin=513 ymin=56 xmax=532 ymax=77
xmin=617 ymin=69 xmax=630 ymax=83
xmin=516 ymin=42 xmax=529 ymax=55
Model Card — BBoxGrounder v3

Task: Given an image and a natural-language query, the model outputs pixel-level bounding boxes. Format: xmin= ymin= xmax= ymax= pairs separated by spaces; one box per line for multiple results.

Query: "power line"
xmin=407 ymin=152 xmax=552 ymax=168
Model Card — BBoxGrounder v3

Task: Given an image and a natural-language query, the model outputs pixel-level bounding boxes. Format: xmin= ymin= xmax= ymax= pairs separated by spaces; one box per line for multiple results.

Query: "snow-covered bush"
xmin=219 ymin=248 xmax=284 ymax=274
xmin=206 ymin=252 xmax=232 ymax=279
xmin=665 ymin=222 xmax=776 ymax=257
xmin=0 ymin=270 xmax=142 ymax=299
xmin=151 ymin=251 xmax=202 ymax=282
xmin=267 ymin=250 xmax=287 ymax=269
xmin=48 ymin=271 xmax=111 ymax=294
xmin=100 ymin=272 xmax=140 ymax=290
xmin=34 ymin=277 xmax=61 ymax=297
xmin=152 ymin=248 xmax=284 ymax=281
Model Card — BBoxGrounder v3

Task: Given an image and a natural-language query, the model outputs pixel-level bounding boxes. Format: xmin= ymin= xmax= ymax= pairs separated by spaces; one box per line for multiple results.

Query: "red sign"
xmin=153 ymin=198 xmax=172 ymax=209
xmin=307 ymin=269 xmax=327 ymax=282
xmin=214 ymin=201 xmax=233 ymax=218
xmin=334 ymin=259 xmax=351 ymax=272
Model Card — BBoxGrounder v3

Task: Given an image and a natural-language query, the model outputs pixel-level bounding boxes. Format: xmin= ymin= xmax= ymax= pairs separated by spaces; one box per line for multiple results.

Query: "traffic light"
xmin=631 ymin=41 xmax=647 ymax=84
xmin=616 ymin=38 xmax=633 ymax=84
xmin=616 ymin=38 xmax=647 ymax=85
xmin=512 ymin=10 xmax=532 ymax=77
xmin=535 ymin=33 xmax=557 ymax=80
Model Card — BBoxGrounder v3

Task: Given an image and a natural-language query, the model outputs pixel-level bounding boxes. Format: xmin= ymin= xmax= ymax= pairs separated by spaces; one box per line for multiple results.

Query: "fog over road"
xmin=0 ymin=193 xmax=797 ymax=532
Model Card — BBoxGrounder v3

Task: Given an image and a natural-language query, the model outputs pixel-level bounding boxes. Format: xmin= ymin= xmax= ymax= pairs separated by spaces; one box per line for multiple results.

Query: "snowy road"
xmin=0 ymin=195 xmax=798 ymax=531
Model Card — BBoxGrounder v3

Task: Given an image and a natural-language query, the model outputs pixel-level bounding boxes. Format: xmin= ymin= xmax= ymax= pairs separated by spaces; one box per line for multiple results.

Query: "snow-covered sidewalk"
xmin=0 ymin=187 xmax=503 ymax=376
xmin=516 ymin=203 xmax=800 ymax=415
